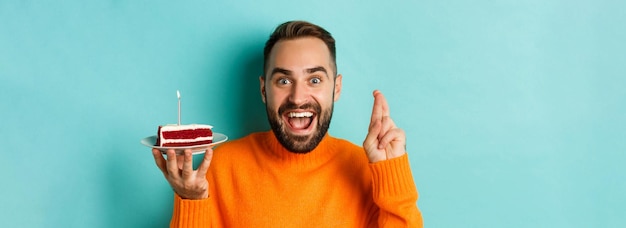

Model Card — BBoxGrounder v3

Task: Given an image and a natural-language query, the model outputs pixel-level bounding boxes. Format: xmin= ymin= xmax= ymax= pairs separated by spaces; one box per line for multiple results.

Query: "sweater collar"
xmin=263 ymin=130 xmax=337 ymax=166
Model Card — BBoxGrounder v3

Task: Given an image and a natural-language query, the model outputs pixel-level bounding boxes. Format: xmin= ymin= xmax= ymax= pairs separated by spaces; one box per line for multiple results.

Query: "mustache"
xmin=278 ymin=101 xmax=321 ymax=116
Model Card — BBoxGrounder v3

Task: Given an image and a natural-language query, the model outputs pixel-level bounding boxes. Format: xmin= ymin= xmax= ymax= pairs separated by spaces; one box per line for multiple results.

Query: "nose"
xmin=288 ymin=81 xmax=308 ymax=105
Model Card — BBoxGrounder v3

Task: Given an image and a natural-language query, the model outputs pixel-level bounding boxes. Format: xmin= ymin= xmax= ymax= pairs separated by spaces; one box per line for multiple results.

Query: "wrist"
xmin=176 ymin=189 xmax=209 ymax=200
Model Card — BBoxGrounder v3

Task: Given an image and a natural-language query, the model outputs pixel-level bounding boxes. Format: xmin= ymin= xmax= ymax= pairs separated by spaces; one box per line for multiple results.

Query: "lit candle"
xmin=177 ymin=90 xmax=181 ymax=125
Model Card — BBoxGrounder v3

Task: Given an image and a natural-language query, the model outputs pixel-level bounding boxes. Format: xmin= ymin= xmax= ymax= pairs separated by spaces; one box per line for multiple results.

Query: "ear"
xmin=259 ymin=76 xmax=267 ymax=103
xmin=333 ymin=74 xmax=342 ymax=102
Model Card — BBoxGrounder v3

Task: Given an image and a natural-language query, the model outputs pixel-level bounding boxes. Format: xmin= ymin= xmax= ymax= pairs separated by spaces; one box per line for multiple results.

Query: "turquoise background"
xmin=1 ymin=0 xmax=624 ymax=227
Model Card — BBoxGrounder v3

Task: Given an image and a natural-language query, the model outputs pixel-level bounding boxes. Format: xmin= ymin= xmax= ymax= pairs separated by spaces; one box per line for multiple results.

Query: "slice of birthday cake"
xmin=155 ymin=124 xmax=213 ymax=147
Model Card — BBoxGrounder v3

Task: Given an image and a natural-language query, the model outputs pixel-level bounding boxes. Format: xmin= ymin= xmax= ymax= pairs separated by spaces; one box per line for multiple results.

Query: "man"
xmin=152 ymin=20 xmax=423 ymax=227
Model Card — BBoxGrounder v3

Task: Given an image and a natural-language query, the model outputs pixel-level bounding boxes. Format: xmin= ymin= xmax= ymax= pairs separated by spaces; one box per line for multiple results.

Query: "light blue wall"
xmin=2 ymin=1 xmax=624 ymax=227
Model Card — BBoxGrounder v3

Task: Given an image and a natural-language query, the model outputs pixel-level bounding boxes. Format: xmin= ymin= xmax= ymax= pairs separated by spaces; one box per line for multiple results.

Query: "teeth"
xmin=288 ymin=112 xmax=313 ymax=118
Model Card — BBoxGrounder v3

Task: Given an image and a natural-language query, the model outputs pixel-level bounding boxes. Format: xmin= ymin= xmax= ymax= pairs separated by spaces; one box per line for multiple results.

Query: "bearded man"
xmin=152 ymin=20 xmax=423 ymax=227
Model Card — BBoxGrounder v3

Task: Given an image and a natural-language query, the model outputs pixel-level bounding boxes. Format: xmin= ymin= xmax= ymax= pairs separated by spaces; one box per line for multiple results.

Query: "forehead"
xmin=268 ymin=37 xmax=333 ymax=73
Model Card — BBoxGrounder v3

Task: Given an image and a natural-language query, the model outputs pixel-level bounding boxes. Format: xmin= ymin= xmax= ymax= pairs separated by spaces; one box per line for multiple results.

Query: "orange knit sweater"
xmin=170 ymin=131 xmax=423 ymax=227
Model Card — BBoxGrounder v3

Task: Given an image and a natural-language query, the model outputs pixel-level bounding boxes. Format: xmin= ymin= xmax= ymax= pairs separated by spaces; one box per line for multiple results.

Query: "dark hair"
xmin=263 ymin=20 xmax=336 ymax=78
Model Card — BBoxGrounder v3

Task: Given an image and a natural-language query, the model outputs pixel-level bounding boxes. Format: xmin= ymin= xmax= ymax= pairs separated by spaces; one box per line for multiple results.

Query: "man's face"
xmin=261 ymin=37 xmax=342 ymax=153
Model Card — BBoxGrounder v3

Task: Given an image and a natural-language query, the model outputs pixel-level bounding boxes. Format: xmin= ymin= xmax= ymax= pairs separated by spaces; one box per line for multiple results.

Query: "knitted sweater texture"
xmin=169 ymin=131 xmax=423 ymax=227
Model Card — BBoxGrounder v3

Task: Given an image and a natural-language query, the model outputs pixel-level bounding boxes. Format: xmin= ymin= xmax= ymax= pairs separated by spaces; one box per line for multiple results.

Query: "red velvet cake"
xmin=155 ymin=124 xmax=213 ymax=147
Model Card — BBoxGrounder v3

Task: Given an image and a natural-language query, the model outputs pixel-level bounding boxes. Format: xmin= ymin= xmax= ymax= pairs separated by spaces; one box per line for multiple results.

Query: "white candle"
xmin=177 ymin=90 xmax=181 ymax=125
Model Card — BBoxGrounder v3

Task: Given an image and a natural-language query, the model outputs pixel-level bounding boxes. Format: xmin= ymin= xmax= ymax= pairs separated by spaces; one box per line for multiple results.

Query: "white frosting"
xmin=160 ymin=124 xmax=213 ymax=130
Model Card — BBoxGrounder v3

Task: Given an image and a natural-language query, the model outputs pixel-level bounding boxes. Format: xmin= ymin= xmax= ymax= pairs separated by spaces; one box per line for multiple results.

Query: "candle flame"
xmin=177 ymin=90 xmax=180 ymax=99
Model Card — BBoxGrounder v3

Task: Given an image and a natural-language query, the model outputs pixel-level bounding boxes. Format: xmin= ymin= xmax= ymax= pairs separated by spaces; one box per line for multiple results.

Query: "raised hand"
xmin=152 ymin=148 xmax=213 ymax=199
xmin=363 ymin=90 xmax=407 ymax=163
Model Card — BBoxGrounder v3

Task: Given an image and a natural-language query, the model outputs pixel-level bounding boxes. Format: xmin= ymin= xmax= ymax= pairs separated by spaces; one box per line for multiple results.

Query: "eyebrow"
xmin=270 ymin=66 xmax=329 ymax=78
xmin=270 ymin=68 xmax=292 ymax=78
xmin=307 ymin=66 xmax=330 ymax=78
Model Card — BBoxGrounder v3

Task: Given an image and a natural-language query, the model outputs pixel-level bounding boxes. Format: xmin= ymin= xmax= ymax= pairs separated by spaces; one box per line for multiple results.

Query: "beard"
xmin=265 ymin=98 xmax=333 ymax=153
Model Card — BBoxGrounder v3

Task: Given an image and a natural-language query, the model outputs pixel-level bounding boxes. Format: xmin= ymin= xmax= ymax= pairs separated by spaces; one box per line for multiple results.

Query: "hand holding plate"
xmin=152 ymin=148 xmax=213 ymax=199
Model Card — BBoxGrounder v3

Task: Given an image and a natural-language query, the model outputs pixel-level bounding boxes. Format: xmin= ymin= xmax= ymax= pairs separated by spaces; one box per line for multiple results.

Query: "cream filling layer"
xmin=161 ymin=136 xmax=213 ymax=143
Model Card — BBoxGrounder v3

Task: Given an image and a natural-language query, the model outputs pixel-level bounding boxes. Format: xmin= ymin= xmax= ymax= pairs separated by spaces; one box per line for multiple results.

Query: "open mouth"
xmin=283 ymin=110 xmax=316 ymax=134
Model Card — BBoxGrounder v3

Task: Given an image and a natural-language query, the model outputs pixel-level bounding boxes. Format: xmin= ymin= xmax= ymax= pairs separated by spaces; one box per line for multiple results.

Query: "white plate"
xmin=140 ymin=132 xmax=228 ymax=155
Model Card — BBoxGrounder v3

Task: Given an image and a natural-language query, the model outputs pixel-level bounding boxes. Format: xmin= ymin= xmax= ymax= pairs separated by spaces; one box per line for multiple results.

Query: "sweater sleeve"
xmin=170 ymin=193 xmax=212 ymax=228
xmin=369 ymin=153 xmax=423 ymax=227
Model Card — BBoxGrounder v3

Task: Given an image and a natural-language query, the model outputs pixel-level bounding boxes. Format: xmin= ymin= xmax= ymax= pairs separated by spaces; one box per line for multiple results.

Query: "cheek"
xmin=315 ymin=89 xmax=335 ymax=106
xmin=264 ymin=91 xmax=284 ymax=111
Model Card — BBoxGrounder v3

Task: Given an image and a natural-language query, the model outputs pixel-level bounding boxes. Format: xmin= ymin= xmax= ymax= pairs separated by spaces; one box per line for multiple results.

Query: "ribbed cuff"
xmin=369 ymin=154 xmax=417 ymax=198
xmin=170 ymin=193 xmax=211 ymax=227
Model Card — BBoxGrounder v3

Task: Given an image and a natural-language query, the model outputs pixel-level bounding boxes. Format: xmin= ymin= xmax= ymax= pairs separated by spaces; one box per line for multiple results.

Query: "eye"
xmin=278 ymin=78 xmax=292 ymax=85
xmin=310 ymin=77 xmax=321 ymax=84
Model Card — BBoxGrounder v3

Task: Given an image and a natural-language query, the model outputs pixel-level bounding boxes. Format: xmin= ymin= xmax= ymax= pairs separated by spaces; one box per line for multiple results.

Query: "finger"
xmin=165 ymin=149 xmax=179 ymax=178
xmin=378 ymin=127 xmax=402 ymax=148
xmin=381 ymin=128 xmax=406 ymax=159
xmin=370 ymin=90 xmax=383 ymax=124
xmin=378 ymin=115 xmax=397 ymax=141
xmin=176 ymin=152 xmax=185 ymax=170
xmin=370 ymin=90 xmax=390 ymax=123
xmin=181 ymin=149 xmax=194 ymax=178
xmin=196 ymin=147 xmax=214 ymax=177
xmin=152 ymin=149 xmax=168 ymax=176
xmin=364 ymin=118 xmax=382 ymax=150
